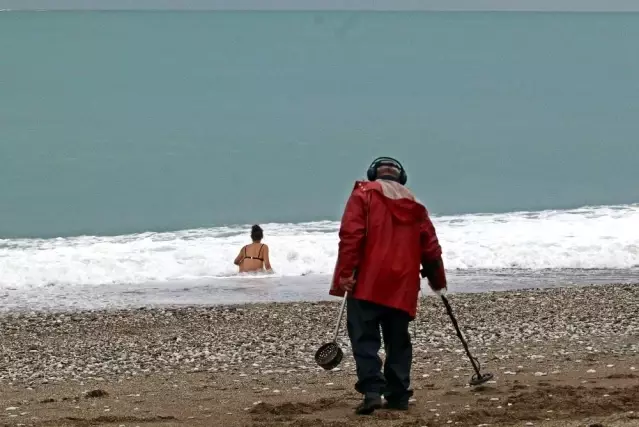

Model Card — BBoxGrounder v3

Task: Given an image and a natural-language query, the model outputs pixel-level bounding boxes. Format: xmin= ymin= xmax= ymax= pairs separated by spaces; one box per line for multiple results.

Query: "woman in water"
xmin=234 ymin=224 xmax=273 ymax=273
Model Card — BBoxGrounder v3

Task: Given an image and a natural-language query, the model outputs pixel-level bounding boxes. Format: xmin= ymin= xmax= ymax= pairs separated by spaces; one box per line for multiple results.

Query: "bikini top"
xmin=242 ymin=244 xmax=264 ymax=262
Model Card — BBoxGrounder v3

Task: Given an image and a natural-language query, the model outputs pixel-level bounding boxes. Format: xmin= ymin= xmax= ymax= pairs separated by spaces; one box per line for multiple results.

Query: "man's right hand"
xmin=338 ymin=273 xmax=356 ymax=293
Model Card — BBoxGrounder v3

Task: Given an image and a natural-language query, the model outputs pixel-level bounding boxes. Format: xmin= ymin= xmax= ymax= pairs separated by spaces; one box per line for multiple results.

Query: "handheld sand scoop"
xmin=440 ymin=294 xmax=494 ymax=386
xmin=314 ymin=293 xmax=348 ymax=370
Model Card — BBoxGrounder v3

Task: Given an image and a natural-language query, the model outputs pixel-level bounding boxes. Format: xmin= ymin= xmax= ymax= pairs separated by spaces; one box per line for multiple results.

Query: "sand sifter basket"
xmin=314 ymin=293 xmax=348 ymax=370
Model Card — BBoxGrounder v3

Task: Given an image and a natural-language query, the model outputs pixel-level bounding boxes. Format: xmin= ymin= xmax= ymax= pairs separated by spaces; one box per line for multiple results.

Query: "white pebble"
xmin=587 ymin=369 xmax=596 ymax=373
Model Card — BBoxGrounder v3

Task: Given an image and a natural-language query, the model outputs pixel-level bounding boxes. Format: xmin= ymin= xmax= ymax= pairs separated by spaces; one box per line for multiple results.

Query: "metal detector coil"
xmin=314 ymin=293 xmax=348 ymax=370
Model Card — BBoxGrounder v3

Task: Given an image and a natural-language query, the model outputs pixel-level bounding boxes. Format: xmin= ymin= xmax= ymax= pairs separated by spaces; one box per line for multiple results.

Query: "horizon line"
xmin=2 ymin=0 xmax=639 ymax=13
xmin=3 ymin=8 xmax=639 ymax=12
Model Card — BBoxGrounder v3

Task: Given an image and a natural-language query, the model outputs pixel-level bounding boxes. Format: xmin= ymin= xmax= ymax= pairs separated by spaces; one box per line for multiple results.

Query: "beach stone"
xmin=0 ymin=284 xmax=636 ymax=388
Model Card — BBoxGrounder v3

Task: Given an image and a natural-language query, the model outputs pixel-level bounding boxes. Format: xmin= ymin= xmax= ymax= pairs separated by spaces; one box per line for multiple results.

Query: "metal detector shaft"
xmin=440 ymin=295 xmax=482 ymax=378
xmin=332 ymin=292 xmax=348 ymax=342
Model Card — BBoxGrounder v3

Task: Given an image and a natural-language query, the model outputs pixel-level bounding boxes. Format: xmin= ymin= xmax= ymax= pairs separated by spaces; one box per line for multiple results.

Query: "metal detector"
xmin=440 ymin=294 xmax=494 ymax=386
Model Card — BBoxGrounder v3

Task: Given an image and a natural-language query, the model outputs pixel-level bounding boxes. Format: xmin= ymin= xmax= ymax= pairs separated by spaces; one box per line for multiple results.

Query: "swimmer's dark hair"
xmin=251 ymin=224 xmax=263 ymax=241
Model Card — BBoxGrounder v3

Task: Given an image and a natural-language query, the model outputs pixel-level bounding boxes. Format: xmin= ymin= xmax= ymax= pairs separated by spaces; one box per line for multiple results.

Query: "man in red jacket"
xmin=330 ymin=156 xmax=448 ymax=415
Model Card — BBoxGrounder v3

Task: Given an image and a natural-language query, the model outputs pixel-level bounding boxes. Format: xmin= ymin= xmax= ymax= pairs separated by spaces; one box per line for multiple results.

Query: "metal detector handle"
xmin=332 ymin=292 xmax=348 ymax=342
xmin=440 ymin=294 xmax=482 ymax=378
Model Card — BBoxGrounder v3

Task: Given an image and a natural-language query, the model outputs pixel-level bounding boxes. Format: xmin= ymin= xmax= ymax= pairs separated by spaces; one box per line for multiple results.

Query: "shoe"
xmin=382 ymin=389 xmax=412 ymax=410
xmin=355 ymin=393 xmax=382 ymax=415
xmin=382 ymin=399 xmax=409 ymax=410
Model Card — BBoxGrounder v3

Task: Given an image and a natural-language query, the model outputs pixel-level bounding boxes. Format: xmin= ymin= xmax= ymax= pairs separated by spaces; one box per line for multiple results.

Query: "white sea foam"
xmin=1 ymin=204 xmax=638 ymax=289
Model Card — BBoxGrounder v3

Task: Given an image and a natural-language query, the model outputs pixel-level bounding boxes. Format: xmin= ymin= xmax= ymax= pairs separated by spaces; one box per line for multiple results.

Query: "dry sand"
xmin=1 ymin=283 xmax=638 ymax=427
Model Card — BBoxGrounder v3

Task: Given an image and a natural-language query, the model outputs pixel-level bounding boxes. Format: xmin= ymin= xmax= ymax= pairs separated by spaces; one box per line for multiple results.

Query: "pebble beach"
xmin=1 ymin=283 xmax=638 ymax=427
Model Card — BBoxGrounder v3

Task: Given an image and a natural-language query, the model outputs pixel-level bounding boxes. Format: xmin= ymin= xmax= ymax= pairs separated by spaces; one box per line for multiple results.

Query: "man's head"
xmin=366 ymin=157 xmax=407 ymax=185
xmin=376 ymin=164 xmax=401 ymax=181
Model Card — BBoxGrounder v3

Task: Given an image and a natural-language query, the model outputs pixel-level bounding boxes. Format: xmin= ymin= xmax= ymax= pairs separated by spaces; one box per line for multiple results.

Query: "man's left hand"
xmin=338 ymin=273 xmax=356 ymax=292
xmin=434 ymin=287 xmax=448 ymax=297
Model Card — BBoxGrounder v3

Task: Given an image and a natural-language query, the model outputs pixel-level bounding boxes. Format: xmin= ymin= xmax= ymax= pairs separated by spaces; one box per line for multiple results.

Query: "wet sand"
xmin=4 ymin=268 xmax=638 ymax=313
xmin=1 ymin=284 xmax=637 ymax=426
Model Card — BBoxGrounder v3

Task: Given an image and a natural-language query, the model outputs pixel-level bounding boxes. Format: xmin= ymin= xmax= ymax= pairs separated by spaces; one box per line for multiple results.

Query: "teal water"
xmin=2 ymin=11 xmax=639 ymax=239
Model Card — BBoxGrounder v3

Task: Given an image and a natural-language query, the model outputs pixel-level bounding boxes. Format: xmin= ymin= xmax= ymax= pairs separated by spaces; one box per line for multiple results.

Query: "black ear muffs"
xmin=366 ymin=156 xmax=407 ymax=185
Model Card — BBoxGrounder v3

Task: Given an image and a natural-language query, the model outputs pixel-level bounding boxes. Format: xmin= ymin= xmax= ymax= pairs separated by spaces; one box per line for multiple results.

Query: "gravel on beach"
xmin=0 ymin=283 xmax=637 ymax=426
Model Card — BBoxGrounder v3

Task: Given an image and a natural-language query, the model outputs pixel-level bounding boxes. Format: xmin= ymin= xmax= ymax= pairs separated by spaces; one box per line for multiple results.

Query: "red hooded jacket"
xmin=330 ymin=179 xmax=447 ymax=318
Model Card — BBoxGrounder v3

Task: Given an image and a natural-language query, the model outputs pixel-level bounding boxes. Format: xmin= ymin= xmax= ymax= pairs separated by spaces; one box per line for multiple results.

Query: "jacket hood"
xmin=370 ymin=179 xmax=426 ymax=224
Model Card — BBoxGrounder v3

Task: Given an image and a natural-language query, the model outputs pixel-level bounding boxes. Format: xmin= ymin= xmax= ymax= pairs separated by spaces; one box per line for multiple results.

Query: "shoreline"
xmin=1 ymin=283 xmax=637 ymax=426
xmin=2 ymin=269 xmax=638 ymax=313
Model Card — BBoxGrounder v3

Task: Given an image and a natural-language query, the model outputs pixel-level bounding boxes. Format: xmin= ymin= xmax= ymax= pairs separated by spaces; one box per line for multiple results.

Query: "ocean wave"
xmin=1 ymin=204 xmax=638 ymax=288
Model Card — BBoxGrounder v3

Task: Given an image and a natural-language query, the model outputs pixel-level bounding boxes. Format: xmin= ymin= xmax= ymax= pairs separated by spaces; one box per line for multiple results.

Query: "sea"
xmin=1 ymin=10 xmax=639 ymax=312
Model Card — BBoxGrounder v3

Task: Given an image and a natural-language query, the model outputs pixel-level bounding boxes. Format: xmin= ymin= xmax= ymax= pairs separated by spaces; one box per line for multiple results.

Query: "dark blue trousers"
xmin=346 ymin=297 xmax=413 ymax=401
